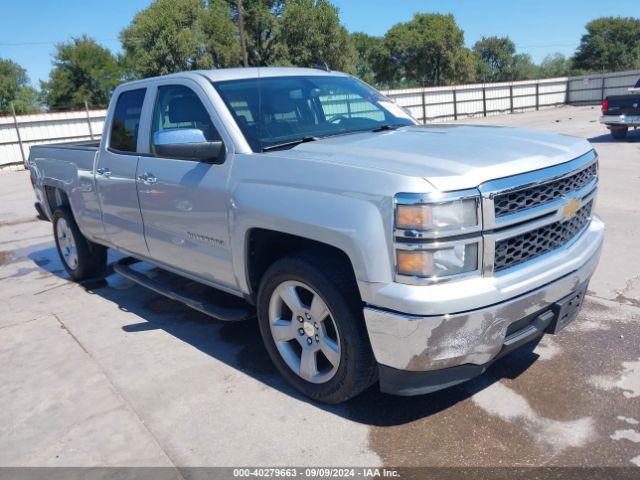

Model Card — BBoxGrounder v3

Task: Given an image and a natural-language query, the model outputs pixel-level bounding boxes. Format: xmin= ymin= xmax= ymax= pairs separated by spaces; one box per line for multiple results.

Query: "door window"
xmin=150 ymin=85 xmax=220 ymax=156
xmin=109 ymin=88 xmax=146 ymax=153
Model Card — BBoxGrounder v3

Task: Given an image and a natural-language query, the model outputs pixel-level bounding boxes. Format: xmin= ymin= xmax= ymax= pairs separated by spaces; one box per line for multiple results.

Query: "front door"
xmin=95 ymin=87 xmax=149 ymax=256
xmin=136 ymin=83 xmax=235 ymax=288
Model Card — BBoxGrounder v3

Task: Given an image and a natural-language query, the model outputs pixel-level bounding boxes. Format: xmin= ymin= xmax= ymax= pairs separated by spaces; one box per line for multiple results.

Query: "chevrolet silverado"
xmin=28 ymin=67 xmax=604 ymax=403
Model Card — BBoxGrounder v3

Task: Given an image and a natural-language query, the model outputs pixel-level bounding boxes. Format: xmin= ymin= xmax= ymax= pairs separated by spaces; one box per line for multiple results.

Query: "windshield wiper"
xmin=371 ymin=124 xmax=403 ymax=132
xmin=261 ymin=136 xmax=319 ymax=152
xmin=261 ymin=124 xmax=407 ymax=151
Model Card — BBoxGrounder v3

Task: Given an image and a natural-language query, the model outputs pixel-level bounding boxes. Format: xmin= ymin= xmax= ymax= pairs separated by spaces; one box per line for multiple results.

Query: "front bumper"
xmin=377 ymin=282 xmax=587 ymax=396
xmin=601 ymin=114 xmax=640 ymax=126
xmin=363 ymin=218 xmax=603 ymax=395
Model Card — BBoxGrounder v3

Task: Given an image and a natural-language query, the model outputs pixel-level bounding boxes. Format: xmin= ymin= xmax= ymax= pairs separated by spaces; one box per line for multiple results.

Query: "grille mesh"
xmin=494 ymin=163 xmax=597 ymax=218
xmin=494 ymin=201 xmax=593 ymax=272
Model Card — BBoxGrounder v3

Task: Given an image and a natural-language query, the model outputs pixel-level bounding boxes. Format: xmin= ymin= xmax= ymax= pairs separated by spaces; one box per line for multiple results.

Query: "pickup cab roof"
xmin=119 ymin=67 xmax=349 ymax=89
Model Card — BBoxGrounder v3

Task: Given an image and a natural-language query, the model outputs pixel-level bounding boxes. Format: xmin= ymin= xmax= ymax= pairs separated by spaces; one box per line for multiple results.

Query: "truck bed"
xmin=30 ymin=139 xmax=100 ymax=153
xmin=28 ymin=140 xmax=100 ymax=187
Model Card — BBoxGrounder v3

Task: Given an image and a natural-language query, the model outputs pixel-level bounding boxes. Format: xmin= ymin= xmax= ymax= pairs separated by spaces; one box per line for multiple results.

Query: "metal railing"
xmin=1 ymin=69 xmax=638 ymax=169
xmin=383 ymin=69 xmax=640 ymax=124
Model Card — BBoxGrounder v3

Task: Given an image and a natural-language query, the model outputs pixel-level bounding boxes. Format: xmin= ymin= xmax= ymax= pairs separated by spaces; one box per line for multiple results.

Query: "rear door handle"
xmin=96 ymin=167 xmax=111 ymax=177
xmin=138 ymin=172 xmax=157 ymax=185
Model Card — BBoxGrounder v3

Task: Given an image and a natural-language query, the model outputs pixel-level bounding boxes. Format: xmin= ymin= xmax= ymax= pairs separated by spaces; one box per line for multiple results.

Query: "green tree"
xmin=228 ymin=0 xmax=286 ymax=66
xmin=350 ymin=32 xmax=386 ymax=85
xmin=573 ymin=17 xmax=640 ymax=72
xmin=473 ymin=36 xmax=516 ymax=82
xmin=472 ymin=36 xmax=542 ymax=81
xmin=452 ymin=48 xmax=478 ymax=85
xmin=277 ymin=0 xmax=357 ymax=73
xmin=121 ymin=0 xmax=208 ymax=77
xmin=538 ymin=53 xmax=572 ymax=78
xmin=509 ymin=53 xmax=537 ymax=80
xmin=201 ymin=1 xmax=242 ymax=68
xmin=121 ymin=0 xmax=239 ymax=78
xmin=40 ymin=36 xmax=123 ymax=110
xmin=380 ymin=13 xmax=475 ymax=86
xmin=0 ymin=58 xmax=41 ymax=114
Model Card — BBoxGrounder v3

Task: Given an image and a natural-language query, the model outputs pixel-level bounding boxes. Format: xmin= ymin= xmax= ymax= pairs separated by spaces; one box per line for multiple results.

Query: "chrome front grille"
xmin=479 ymin=150 xmax=598 ymax=275
xmin=494 ymin=200 xmax=593 ymax=272
xmin=494 ymin=163 xmax=597 ymax=218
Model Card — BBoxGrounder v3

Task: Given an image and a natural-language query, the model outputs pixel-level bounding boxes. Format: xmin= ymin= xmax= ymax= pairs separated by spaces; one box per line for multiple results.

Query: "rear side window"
xmin=110 ymin=89 xmax=146 ymax=153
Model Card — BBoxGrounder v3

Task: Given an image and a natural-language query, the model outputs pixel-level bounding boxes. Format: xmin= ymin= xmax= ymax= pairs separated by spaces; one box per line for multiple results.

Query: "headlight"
xmin=397 ymin=243 xmax=479 ymax=278
xmin=394 ymin=191 xmax=482 ymax=282
xmin=395 ymin=197 xmax=479 ymax=233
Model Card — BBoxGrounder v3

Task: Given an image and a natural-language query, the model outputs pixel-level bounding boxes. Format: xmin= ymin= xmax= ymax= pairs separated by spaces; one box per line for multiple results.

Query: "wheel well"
xmin=246 ymin=229 xmax=359 ymax=302
xmin=44 ymin=186 xmax=69 ymax=213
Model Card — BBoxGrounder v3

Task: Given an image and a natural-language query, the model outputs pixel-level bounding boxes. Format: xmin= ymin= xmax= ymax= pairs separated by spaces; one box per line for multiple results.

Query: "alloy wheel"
xmin=56 ymin=218 xmax=78 ymax=270
xmin=268 ymin=280 xmax=341 ymax=384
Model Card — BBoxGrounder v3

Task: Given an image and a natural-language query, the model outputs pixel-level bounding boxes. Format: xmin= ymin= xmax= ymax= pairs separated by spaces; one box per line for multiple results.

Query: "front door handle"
xmin=96 ymin=167 xmax=111 ymax=177
xmin=138 ymin=172 xmax=157 ymax=185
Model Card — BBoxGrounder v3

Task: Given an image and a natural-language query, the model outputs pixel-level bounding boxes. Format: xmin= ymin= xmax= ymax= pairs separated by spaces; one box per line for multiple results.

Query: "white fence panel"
xmin=602 ymin=71 xmax=640 ymax=98
xmin=383 ymin=69 xmax=639 ymax=124
xmin=455 ymin=87 xmax=483 ymax=119
xmin=486 ymin=85 xmax=511 ymax=114
xmin=538 ymin=79 xmax=567 ymax=107
xmin=568 ymin=76 xmax=603 ymax=104
xmin=0 ymin=109 xmax=106 ymax=168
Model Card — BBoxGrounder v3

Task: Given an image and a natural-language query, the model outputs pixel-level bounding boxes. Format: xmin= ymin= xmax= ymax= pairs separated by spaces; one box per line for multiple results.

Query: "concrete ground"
xmin=0 ymin=105 xmax=638 ymax=469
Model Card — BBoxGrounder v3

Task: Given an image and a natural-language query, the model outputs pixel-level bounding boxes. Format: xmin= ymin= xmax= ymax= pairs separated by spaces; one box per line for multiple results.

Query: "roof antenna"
xmin=314 ymin=59 xmax=330 ymax=72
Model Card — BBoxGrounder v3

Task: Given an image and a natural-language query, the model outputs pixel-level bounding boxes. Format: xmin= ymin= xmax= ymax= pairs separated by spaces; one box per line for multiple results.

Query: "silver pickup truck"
xmin=28 ymin=67 xmax=604 ymax=403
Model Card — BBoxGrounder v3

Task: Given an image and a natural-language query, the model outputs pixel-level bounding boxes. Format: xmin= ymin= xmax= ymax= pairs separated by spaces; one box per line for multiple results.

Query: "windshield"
xmin=212 ymin=75 xmax=416 ymax=152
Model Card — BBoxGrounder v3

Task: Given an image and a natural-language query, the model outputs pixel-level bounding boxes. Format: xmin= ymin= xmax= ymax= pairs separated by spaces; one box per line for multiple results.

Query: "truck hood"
xmin=272 ymin=125 xmax=592 ymax=191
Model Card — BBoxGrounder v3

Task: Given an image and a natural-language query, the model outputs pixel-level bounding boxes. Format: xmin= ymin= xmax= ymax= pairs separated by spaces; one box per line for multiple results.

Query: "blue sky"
xmin=1 ymin=0 xmax=636 ymax=86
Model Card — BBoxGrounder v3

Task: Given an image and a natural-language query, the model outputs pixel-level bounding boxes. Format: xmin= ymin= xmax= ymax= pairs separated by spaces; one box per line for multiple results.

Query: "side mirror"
xmin=153 ymin=128 xmax=224 ymax=163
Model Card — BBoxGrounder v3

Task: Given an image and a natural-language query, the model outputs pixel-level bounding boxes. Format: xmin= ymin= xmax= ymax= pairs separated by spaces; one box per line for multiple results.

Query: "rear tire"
xmin=611 ymin=126 xmax=628 ymax=139
xmin=53 ymin=207 xmax=107 ymax=281
xmin=257 ymin=252 xmax=377 ymax=404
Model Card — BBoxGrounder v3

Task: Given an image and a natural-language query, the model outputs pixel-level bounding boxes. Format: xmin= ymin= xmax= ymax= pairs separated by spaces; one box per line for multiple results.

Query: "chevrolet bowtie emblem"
xmin=562 ymin=197 xmax=581 ymax=218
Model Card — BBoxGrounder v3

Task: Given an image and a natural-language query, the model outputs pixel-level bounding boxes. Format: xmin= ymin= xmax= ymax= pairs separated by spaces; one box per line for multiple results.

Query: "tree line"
xmin=2 ymin=0 xmax=640 ymax=114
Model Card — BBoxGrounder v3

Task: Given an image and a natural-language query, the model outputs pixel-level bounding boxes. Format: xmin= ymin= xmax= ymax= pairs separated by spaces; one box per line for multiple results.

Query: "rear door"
xmin=136 ymin=81 xmax=236 ymax=288
xmin=95 ymin=87 xmax=150 ymax=256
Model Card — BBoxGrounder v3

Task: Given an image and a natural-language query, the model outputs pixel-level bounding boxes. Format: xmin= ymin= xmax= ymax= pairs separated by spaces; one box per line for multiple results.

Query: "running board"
xmin=114 ymin=257 xmax=254 ymax=322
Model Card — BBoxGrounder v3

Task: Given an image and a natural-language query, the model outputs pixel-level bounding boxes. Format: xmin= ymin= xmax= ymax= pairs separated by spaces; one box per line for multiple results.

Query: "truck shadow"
xmin=588 ymin=129 xmax=640 ymax=143
xmin=27 ymin=245 xmax=541 ymax=427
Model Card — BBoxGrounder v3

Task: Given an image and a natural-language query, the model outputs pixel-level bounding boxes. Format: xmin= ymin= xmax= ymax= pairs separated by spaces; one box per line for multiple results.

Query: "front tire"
xmin=611 ymin=126 xmax=628 ymax=139
xmin=257 ymin=252 xmax=377 ymax=403
xmin=53 ymin=207 xmax=107 ymax=281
